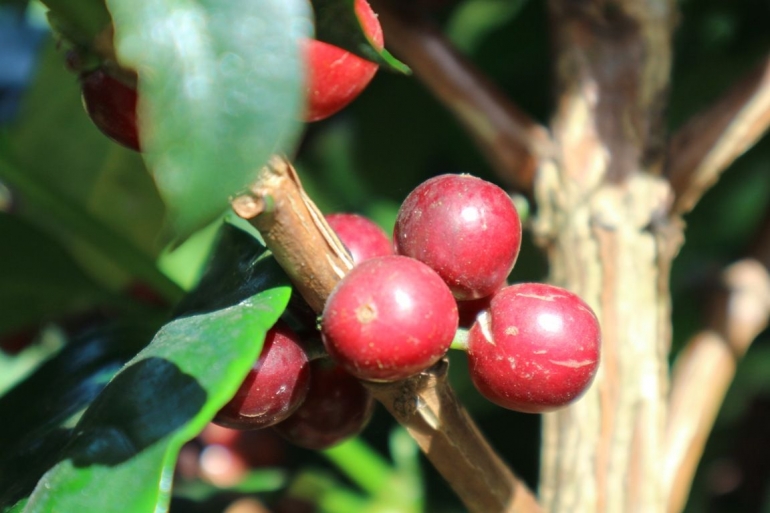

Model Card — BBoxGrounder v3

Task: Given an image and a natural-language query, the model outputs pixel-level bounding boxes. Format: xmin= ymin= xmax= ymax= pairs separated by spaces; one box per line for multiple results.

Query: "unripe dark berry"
xmin=305 ymin=0 xmax=383 ymax=121
xmin=214 ymin=324 xmax=310 ymax=429
xmin=80 ymin=69 xmax=140 ymax=151
xmin=322 ymin=255 xmax=458 ymax=382
xmin=394 ymin=174 xmax=522 ymax=300
xmin=273 ymin=360 xmax=374 ymax=450
xmin=467 ymin=283 xmax=601 ymax=413
xmin=326 ymin=213 xmax=393 ymax=265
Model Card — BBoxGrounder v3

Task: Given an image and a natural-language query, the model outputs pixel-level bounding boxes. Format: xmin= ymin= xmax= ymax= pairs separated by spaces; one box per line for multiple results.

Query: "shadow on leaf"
xmin=68 ymin=357 xmax=206 ymax=467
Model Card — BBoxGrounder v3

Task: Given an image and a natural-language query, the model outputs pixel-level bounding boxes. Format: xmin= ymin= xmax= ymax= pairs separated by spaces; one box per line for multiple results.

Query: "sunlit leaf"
xmin=106 ymin=0 xmax=312 ymax=237
xmin=20 ymin=220 xmax=291 ymax=512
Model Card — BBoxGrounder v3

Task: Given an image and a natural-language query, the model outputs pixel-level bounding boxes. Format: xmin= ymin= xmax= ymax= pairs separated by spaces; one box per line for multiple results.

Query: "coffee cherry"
xmin=214 ymin=323 xmax=311 ymax=429
xmin=326 ymin=213 xmax=393 ymax=265
xmin=467 ymin=283 xmax=600 ymax=413
xmin=305 ymin=0 xmax=383 ymax=121
xmin=80 ymin=69 xmax=140 ymax=151
xmin=273 ymin=360 xmax=374 ymax=450
xmin=322 ymin=255 xmax=458 ymax=382
xmin=394 ymin=174 xmax=522 ymax=301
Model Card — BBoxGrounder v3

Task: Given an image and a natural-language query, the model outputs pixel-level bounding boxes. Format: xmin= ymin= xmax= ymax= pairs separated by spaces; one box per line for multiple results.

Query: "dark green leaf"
xmin=0 ymin=213 xmax=106 ymax=335
xmin=38 ymin=0 xmax=111 ymax=44
xmin=105 ymin=0 xmax=312 ymax=237
xmin=313 ymin=0 xmax=410 ymax=73
xmin=5 ymin=40 xmax=168 ymax=293
xmin=22 ymin=219 xmax=291 ymax=513
xmin=0 ymin=323 xmax=154 ymax=509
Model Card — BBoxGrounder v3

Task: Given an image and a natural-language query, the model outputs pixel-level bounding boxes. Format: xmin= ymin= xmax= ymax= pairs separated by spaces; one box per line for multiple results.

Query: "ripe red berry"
xmin=305 ymin=0 xmax=384 ymax=121
xmin=214 ymin=324 xmax=311 ymax=429
xmin=273 ymin=360 xmax=374 ymax=450
xmin=80 ymin=69 xmax=140 ymax=151
xmin=467 ymin=283 xmax=601 ymax=413
xmin=394 ymin=174 xmax=522 ymax=301
xmin=322 ymin=255 xmax=458 ymax=382
xmin=326 ymin=213 xmax=393 ymax=265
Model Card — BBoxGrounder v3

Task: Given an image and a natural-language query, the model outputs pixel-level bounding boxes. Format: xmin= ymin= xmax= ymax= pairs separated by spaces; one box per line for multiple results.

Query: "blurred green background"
xmin=1 ymin=0 xmax=769 ymax=511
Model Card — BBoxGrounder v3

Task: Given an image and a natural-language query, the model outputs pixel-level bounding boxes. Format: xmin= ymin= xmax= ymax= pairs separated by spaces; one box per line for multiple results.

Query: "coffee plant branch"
xmin=231 ymin=156 xmax=542 ymax=513
xmin=369 ymin=0 xmax=552 ymax=195
xmin=665 ymin=205 xmax=770 ymax=513
xmin=667 ymin=55 xmax=770 ymax=216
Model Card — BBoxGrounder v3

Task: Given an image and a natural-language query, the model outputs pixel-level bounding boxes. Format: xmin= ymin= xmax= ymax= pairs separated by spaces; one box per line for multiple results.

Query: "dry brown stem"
xmin=370 ymin=0 xmax=551 ymax=193
xmin=668 ymin=55 xmax=770 ymax=216
xmin=365 ymin=360 xmax=542 ymax=513
xmin=231 ymin=156 xmax=541 ymax=512
xmin=230 ymin=156 xmax=353 ymax=313
xmin=665 ymin=210 xmax=770 ymax=513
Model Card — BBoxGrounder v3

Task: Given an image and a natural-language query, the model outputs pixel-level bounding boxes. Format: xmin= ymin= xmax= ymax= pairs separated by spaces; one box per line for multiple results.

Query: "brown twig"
xmin=231 ymin=156 xmax=354 ymax=313
xmin=369 ymin=0 xmax=552 ymax=194
xmin=231 ymin=157 xmax=542 ymax=512
xmin=667 ymin=55 xmax=770 ymax=216
xmin=365 ymin=360 xmax=542 ymax=513
xmin=665 ymin=208 xmax=770 ymax=513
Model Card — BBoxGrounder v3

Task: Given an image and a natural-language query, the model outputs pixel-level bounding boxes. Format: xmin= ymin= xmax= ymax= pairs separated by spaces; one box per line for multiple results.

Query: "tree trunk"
xmin=535 ymin=1 xmax=682 ymax=511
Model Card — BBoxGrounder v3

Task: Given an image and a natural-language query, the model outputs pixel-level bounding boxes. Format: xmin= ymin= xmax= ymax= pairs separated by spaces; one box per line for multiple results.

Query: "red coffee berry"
xmin=80 ymin=69 xmax=140 ymax=151
xmin=467 ymin=283 xmax=601 ymax=413
xmin=273 ymin=360 xmax=374 ymax=450
xmin=322 ymin=255 xmax=458 ymax=382
xmin=214 ymin=324 xmax=310 ymax=429
xmin=305 ymin=0 xmax=383 ymax=121
xmin=394 ymin=174 xmax=522 ymax=301
xmin=326 ymin=213 xmax=393 ymax=265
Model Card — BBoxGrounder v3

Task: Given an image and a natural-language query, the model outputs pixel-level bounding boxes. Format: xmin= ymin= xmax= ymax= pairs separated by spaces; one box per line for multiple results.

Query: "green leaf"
xmin=4 ymin=498 xmax=27 ymax=513
xmin=37 ymin=0 xmax=110 ymax=44
xmin=0 ymin=147 xmax=183 ymax=305
xmin=322 ymin=438 xmax=392 ymax=497
xmin=0 ymin=323 xmax=154 ymax=509
xmin=4 ymin=40 xmax=170 ymax=294
xmin=313 ymin=0 xmax=410 ymax=74
xmin=105 ymin=0 xmax=312 ymax=238
xmin=173 ymin=468 xmax=288 ymax=501
xmin=0 ymin=213 xmax=106 ymax=335
xmin=22 ymin=220 xmax=291 ymax=513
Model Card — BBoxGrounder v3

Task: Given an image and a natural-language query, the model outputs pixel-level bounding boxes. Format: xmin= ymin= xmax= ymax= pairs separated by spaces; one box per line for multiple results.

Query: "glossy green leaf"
xmin=313 ymin=0 xmax=410 ymax=73
xmin=105 ymin=0 xmax=312 ymax=238
xmin=0 ymin=213 xmax=107 ymax=335
xmin=4 ymin=498 xmax=27 ymax=513
xmin=0 ymin=323 xmax=154 ymax=509
xmin=22 ymin=219 xmax=291 ymax=513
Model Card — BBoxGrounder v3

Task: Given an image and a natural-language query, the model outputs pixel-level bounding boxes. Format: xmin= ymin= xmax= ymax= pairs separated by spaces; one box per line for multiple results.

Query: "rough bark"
xmin=534 ymin=1 xmax=680 ymax=511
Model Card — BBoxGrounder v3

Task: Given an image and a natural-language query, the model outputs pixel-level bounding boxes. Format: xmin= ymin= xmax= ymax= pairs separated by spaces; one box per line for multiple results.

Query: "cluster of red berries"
xmin=215 ymin=173 xmax=601 ymax=450
xmin=69 ymin=0 xmax=601 ymax=446
xmin=77 ymin=0 xmax=383 ymax=151
xmin=323 ymin=175 xmax=601 ymax=413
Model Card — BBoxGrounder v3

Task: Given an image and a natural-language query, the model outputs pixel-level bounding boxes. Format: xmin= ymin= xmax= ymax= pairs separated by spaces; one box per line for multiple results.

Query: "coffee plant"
xmin=0 ymin=0 xmax=769 ymax=512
